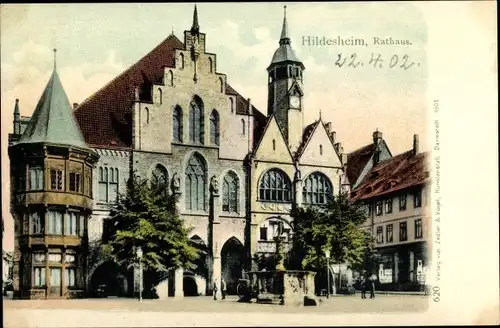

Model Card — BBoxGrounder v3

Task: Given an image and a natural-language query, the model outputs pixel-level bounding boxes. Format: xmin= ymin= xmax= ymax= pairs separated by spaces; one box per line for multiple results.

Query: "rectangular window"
xmin=385 ymin=199 xmax=393 ymax=214
xmin=65 ymin=268 xmax=76 ymax=287
xmin=29 ymin=166 xmax=44 ymax=191
xmin=260 ymin=227 xmax=268 ymax=241
xmin=79 ymin=215 xmax=85 ymax=237
xmin=414 ymin=190 xmax=422 ymax=208
xmin=30 ymin=212 xmax=44 ymax=234
xmin=375 ymin=201 xmax=383 ymax=216
xmin=399 ymin=222 xmax=408 ymax=241
xmin=50 ymin=169 xmax=64 ymax=191
xmin=376 ymin=226 xmax=383 ymax=244
xmin=33 ymin=253 xmax=46 ymax=264
xmin=399 ymin=194 xmax=407 ymax=211
xmin=109 ymin=181 xmax=118 ymax=203
xmin=69 ymin=172 xmax=81 ymax=193
xmin=65 ymin=212 xmax=78 ymax=235
xmin=48 ymin=253 xmax=62 ymax=263
xmin=50 ymin=268 xmax=61 ymax=287
xmin=386 ymin=224 xmax=393 ymax=243
xmin=34 ymin=267 xmax=46 ymax=287
xmin=48 ymin=211 xmax=63 ymax=235
xmin=415 ymin=219 xmax=423 ymax=239
xmin=65 ymin=254 xmax=76 ymax=263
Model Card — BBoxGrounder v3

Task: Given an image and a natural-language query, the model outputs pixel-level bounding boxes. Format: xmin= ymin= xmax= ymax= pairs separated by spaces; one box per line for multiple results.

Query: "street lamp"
xmin=324 ymin=249 xmax=330 ymax=299
xmin=137 ymin=247 xmax=143 ymax=302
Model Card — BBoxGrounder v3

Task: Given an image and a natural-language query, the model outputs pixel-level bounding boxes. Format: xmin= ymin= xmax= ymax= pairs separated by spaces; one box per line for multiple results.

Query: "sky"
xmin=0 ymin=3 xmax=429 ymax=250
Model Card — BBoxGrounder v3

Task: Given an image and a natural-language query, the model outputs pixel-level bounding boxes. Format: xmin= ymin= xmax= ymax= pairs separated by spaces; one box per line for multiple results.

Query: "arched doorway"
xmin=183 ymin=274 xmax=198 ymax=296
xmin=90 ymin=261 xmax=131 ymax=298
xmin=221 ymin=237 xmax=245 ymax=295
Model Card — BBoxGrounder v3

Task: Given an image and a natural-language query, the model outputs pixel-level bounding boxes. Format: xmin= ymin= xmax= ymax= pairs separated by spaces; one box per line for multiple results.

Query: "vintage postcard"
xmin=1 ymin=2 xmax=498 ymax=327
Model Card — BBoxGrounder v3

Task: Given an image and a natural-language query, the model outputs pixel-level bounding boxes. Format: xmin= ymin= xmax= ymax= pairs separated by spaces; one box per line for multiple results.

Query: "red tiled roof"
xmin=350 ymin=150 xmax=429 ymax=201
xmin=74 ymin=34 xmax=264 ymax=149
xmin=346 ymin=143 xmax=377 ymax=186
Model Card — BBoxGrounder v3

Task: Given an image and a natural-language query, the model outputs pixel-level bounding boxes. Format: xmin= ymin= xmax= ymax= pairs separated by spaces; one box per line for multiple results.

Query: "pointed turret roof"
xmin=269 ymin=5 xmax=303 ymax=69
xmin=191 ymin=4 xmax=200 ymax=35
xmin=16 ymin=50 xmax=88 ymax=149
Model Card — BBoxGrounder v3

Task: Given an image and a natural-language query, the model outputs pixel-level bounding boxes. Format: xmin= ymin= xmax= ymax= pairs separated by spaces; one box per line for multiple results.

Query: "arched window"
xmin=229 ymin=98 xmax=234 ymax=113
xmin=189 ymin=96 xmax=204 ymax=144
xmin=173 ymin=105 xmax=183 ymax=143
xmin=319 ymin=144 xmax=323 ymax=155
xmin=185 ymin=153 xmax=207 ymax=211
xmin=208 ymin=57 xmax=213 ymax=73
xmin=158 ymin=88 xmax=163 ymax=104
xmin=167 ymin=70 xmax=174 ymax=86
xmin=151 ymin=164 xmax=169 ymax=194
xmin=272 ymin=139 xmax=276 ymax=151
xmin=179 ymin=53 xmax=185 ymax=69
xmin=241 ymin=119 xmax=246 ymax=135
xmin=258 ymin=169 xmax=292 ymax=202
xmin=303 ymin=172 xmax=333 ymax=205
xmin=145 ymin=107 xmax=150 ymax=124
xmin=210 ymin=110 xmax=220 ymax=145
xmin=219 ymin=77 xmax=224 ymax=93
xmin=222 ymin=171 xmax=239 ymax=213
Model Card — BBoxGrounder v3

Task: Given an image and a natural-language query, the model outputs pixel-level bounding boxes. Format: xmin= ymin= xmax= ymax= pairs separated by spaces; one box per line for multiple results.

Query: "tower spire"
xmin=279 ymin=5 xmax=290 ymax=45
xmin=53 ymin=48 xmax=57 ymax=70
xmin=191 ymin=4 xmax=200 ymax=35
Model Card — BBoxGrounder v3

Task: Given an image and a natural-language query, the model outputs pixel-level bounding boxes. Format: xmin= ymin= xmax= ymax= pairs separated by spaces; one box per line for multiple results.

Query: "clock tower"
xmin=267 ymin=5 xmax=305 ymax=153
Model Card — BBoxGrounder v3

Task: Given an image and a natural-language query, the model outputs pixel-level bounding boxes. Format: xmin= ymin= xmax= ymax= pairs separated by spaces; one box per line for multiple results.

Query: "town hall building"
xmin=8 ymin=6 xmax=351 ymax=299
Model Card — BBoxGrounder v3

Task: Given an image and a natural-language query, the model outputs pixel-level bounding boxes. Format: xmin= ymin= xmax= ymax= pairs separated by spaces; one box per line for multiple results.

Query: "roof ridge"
xmin=76 ymin=34 xmax=182 ymax=111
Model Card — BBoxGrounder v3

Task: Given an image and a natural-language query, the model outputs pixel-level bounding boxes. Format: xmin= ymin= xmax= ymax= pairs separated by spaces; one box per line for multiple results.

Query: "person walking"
xmin=213 ymin=280 xmax=218 ymax=300
xmin=360 ymin=275 xmax=367 ymax=299
xmin=221 ymin=278 xmax=227 ymax=300
xmin=369 ymin=274 xmax=376 ymax=299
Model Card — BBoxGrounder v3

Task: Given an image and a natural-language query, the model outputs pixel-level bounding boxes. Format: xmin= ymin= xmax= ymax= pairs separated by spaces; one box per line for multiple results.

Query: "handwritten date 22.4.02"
xmin=335 ymin=53 xmax=421 ymax=70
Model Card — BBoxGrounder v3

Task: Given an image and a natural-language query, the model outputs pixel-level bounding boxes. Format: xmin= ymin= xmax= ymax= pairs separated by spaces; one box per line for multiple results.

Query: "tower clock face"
xmin=290 ymin=96 xmax=300 ymax=108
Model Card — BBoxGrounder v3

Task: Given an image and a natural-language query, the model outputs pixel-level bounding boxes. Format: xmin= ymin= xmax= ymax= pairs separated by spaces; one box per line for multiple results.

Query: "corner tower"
xmin=8 ymin=50 xmax=99 ymax=299
xmin=267 ymin=5 xmax=305 ymax=153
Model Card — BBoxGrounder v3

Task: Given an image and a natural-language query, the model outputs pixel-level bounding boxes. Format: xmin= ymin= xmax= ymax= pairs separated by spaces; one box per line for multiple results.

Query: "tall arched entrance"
xmin=221 ymin=237 xmax=245 ymax=295
xmin=182 ymin=235 xmax=208 ymax=297
xmin=89 ymin=261 xmax=132 ymax=298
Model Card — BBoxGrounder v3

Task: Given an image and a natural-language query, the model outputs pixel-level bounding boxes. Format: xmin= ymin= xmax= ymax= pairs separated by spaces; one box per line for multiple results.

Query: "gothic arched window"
xmin=173 ymin=105 xmax=183 ymax=143
xmin=145 ymin=107 xmax=150 ymax=124
xmin=158 ymin=88 xmax=163 ymax=104
xmin=151 ymin=164 xmax=169 ymax=194
xmin=241 ymin=119 xmax=246 ymax=135
xmin=208 ymin=57 xmax=213 ymax=73
xmin=210 ymin=110 xmax=220 ymax=145
xmin=258 ymin=169 xmax=292 ymax=202
xmin=167 ymin=70 xmax=174 ymax=86
xmin=185 ymin=153 xmax=207 ymax=211
xmin=303 ymin=172 xmax=333 ymax=205
xmin=179 ymin=53 xmax=185 ymax=69
xmin=222 ymin=171 xmax=239 ymax=213
xmin=229 ymin=98 xmax=234 ymax=113
xmin=189 ymin=96 xmax=204 ymax=144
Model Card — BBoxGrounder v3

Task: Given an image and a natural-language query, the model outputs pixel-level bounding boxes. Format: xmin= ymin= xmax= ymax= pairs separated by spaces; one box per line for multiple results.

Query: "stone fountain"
xmin=244 ymin=222 xmax=318 ymax=306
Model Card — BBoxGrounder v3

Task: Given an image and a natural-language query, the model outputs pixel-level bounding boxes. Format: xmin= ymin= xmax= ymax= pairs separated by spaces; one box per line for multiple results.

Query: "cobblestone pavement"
xmin=4 ymin=295 xmax=430 ymax=327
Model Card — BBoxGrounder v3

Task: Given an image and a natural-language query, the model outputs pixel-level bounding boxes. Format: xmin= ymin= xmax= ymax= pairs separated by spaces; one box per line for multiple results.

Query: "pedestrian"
xmin=369 ymin=274 xmax=376 ymax=299
xmin=360 ymin=275 xmax=367 ymax=299
xmin=213 ymin=280 xmax=218 ymax=300
xmin=221 ymin=278 xmax=227 ymax=300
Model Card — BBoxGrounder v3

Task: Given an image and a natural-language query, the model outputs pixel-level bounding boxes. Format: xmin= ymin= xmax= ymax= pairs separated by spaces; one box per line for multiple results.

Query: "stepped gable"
xmin=74 ymin=34 xmax=265 ymax=149
xmin=350 ymin=150 xmax=429 ymax=201
xmin=346 ymin=143 xmax=377 ymax=186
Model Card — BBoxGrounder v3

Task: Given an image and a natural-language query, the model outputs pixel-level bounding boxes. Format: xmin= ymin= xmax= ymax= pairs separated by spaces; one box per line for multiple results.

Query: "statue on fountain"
xmin=274 ymin=221 xmax=286 ymax=271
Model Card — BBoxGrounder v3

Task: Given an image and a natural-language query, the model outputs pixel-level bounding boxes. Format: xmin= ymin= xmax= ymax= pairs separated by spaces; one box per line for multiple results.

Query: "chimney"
xmin=330 ymin=131 xmax=336 ymax=144
xmin=325 ymin=122 xmax=331 ymax=133
xmin=413 ymin=134 xmax=419 ymax=155
xmin=373 ymin=129 xmax=383 ymax=145
xmin=73 ymin=103 xmax=79 ymax=110
xmin=13 ymin=99 xmax=21 ymax=135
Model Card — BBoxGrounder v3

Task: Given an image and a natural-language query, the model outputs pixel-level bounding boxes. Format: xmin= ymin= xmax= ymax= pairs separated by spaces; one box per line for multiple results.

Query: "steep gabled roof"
xmin=350 ymin=150 xmax=429 ymax=201
xmin=294 ymin=120 xmax=320 ymax=160
xmin=346 ymin=143 xmax=377 ymax=186
xmin=74 ymin=34 xmax=264 ymax=149
xmin=251 ymin=113 xmax=293 ymax=160
xmin=17 ymin=68 xmax=89 ymax=149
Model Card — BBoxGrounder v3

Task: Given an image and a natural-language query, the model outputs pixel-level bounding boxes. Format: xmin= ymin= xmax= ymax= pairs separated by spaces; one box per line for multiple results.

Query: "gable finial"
xmin=191 ymin=4 xmax=200 ymax=35
xmin=172 ymin=25 xmax=175 ymax=35
xmin=319 ymin=108 xmax=322 ymax=120
xmin=53 ymin=48 xmax=57 ymax=70
xmin=280 ymin=4 xmax=290 ymax=44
